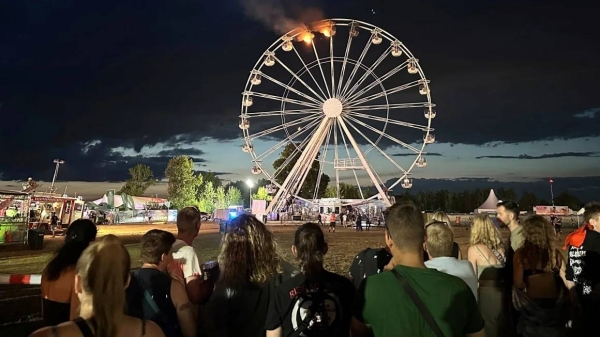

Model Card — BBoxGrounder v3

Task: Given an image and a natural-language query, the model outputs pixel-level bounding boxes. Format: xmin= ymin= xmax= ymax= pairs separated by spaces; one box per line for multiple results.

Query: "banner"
xmin=534 ymin=205 xmax=569 ymax=216
xmin=106 ymin=189 xmax=115 ymax=208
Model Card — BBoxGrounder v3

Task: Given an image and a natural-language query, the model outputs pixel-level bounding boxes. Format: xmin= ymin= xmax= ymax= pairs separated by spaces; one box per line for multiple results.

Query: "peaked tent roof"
xmin=477 ymin=189 xmax=499 ymax=210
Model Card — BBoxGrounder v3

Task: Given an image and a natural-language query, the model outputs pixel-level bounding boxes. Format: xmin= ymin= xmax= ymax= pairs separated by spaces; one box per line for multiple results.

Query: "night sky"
xmin=1 ymin=0 xmax=599 ymax=201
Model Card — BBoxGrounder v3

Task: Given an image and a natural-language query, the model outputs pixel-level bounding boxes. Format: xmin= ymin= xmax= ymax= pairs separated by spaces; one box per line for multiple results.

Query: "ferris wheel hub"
xmin=322 ymin=98 xmax=343 ymax=118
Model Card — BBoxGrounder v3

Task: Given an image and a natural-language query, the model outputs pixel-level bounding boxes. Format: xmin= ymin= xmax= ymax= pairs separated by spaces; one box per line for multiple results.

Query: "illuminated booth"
xmin=29 ymin=194 xmax=84 ymax=232
xmin=0 ymin=190 xmax=31 ymax=245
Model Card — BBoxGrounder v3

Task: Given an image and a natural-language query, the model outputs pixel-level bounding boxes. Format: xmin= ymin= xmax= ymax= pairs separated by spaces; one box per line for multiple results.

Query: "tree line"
xmin=120 ymin=153 xmax=582 ymax=213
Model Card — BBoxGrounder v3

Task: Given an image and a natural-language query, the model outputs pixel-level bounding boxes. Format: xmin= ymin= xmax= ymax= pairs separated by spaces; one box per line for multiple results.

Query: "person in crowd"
xmin=329 ymin=212 xmax=336 ymax=233
xmin=424 ymin=222 xmax=478 ymax=300
xmin=348 ymin=245 xmax=393 ymax=289
xmin=169 ymin=206 xmax=213 ymax=304
xmin=356 ymin=212 xmax=362 ymax=232
xmin=512 ymin=215 xmax=570 ymax=336
xmin=497 ymin=200 xmax=524 ymax=252
xmin=51 ymin=212 xmax=59 ymax=238
xmin=204 ymin=214 xmax=283 ymax=337
xmin=41 ymin=219 xmax=97 ymax=325
xmin=352 ymin=201 xmax=484 ymax=337
xmin=423 ymin=211 xmax=462 ymax=261
xmin=467 ymin=213 xmax=509 ymax=337
xmin=126 ymin=230 xmax=196 ymax=337
xmin=266 ymin=223 xmax=355 ymax=337
xmin=564 ymin=201 xmax=600 ymax=335
xmin=30 ymin=235 xmax=165 ymax=337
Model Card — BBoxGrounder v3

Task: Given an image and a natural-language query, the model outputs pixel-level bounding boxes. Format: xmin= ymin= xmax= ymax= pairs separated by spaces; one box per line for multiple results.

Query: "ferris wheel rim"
xmin=239 ymin=18 xmax=436 ymax=203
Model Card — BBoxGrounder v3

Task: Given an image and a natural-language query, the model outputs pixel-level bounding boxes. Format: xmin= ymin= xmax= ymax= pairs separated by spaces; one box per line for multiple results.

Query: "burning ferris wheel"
xmin=239 ymin=19 xmax=436 ymax=213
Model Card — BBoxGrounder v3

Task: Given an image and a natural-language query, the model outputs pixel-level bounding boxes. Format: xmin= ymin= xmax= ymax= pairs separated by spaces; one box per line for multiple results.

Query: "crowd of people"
xmin=29 ymin=200 xmax=600 ymax=337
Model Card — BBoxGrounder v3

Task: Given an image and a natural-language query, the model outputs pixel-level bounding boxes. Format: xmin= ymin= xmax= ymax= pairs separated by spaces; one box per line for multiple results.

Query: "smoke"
xmin=240 ymin=0 xmax=325 ymax=35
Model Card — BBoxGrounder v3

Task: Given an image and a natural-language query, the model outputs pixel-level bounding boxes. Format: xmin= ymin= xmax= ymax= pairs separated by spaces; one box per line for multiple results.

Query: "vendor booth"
xmin=0 ymin=190 xmax=31 ymax=245
xmin=29 ymin=194 xmax=84 ymax=232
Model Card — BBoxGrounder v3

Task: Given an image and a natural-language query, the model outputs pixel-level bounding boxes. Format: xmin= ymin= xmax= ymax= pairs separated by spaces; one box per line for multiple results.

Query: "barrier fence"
xmin=0 ymin=274 xmax=42 ymax=285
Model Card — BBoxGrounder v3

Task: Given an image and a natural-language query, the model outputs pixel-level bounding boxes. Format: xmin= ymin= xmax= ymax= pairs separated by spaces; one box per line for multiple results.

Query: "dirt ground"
xmin=0 ymin=221 xmax=575 ymax=333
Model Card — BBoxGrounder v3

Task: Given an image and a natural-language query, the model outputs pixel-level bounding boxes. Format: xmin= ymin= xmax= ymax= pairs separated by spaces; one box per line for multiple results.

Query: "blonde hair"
xmin=431 ymin=211 xmax=451 ymax=227
xmin=76 ymin=234 xmax=131 ymax=337
xmin=470 ymin=214 xmax=504 ymax=251
xmin=426 ymin=223 xmax=454 ymax=257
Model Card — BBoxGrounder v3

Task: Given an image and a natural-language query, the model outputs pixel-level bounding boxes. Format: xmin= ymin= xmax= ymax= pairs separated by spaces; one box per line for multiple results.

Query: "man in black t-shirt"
xmin=565 ymin=202 xmax=600 ymax=335
xmin=266 ymin=271 xmax=355 ymax=337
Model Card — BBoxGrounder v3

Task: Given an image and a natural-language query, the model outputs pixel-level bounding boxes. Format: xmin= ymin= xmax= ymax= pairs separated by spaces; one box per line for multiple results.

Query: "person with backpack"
xmin=266 ymin=223 xmax=355 ymax=337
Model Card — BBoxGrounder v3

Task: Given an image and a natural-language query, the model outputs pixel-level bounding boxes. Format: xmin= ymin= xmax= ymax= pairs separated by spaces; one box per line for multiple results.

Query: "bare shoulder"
xmin=145 ymin=320 xmax=166 ymax=337
xmin=29 ymin=323 xmax=79 ymax=337
xmin=28 ymin=326 xmax=54 ymax=337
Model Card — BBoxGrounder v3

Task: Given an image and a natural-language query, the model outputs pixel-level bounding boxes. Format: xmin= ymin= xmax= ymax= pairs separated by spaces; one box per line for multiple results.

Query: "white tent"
xmin=92 ymin=194 xmax=167 ymax=210
xmin=475 ymin=189 xmax=499 ymax=214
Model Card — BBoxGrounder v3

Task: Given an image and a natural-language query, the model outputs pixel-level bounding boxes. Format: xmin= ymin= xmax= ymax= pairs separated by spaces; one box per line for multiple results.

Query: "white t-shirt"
xmin=425 ymin=256 xmax=479 ymax=301
xmin=171 ymin=239 xmax=202 ymax=278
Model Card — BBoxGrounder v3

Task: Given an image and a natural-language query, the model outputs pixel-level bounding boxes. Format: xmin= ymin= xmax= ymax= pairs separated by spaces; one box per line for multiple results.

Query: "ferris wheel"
xmin=240 ymin=18 xmax=436 ymax=213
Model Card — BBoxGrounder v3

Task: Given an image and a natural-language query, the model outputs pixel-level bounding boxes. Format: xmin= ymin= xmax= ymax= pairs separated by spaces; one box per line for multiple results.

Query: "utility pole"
xmin=50 ymin=159 xmax=65 ymax=194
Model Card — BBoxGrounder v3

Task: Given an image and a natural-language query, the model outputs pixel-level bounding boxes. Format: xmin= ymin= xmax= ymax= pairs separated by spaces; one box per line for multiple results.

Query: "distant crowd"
xmin=29 ymin=200 xmax=600 ymax=337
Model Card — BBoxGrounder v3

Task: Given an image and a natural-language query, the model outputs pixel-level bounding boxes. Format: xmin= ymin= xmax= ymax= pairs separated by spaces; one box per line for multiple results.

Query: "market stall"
xmin=0 ymin=190 xmax=31 ymax=245
xmin=29 ymin=194 xmax=84 ymax=232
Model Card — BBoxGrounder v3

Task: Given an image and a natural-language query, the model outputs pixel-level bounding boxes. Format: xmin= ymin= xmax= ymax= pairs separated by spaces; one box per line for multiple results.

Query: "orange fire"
xmin=322 ymin=28 xmax=331 ymax=37
xmin=301 ymin=31 xmax=314 ymax=43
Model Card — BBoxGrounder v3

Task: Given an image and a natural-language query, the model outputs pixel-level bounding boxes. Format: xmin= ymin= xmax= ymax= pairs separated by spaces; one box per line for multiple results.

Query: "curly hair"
xmin=470 ymin=214 xmax=504 ymax=251
xmin=518 ymin=215 xmax=559 ymax=272
xmin=218 ymin=214 xmax=281 ymax=287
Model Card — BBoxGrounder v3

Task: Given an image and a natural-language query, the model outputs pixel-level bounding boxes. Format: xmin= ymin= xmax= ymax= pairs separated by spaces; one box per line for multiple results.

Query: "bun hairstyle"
xmin=76 ymin=235 xmax=130 ymax=337
xmin=294 ymin=223 xmax=326 ymax=280
xmin=44 ymin=219 xmax=97 ymax=281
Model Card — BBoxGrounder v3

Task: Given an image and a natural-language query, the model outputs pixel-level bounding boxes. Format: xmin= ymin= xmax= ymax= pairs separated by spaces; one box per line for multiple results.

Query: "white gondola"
xmin=264 ymin=53 xmax=275 ymax=67
xmin=250 ymin=73 xmax=261 ymax=86
xmin=424 ymin=133 xmax=435 ymax=144
xmin=401 ymin=178 xmax=413 ymax=189
xmin=242 ymin=144 xmax=252 ymax=153
xmin=251 ymin=166 xmax=261 ymax=175
xmin=239 ymin=119 xmax=250 ymax=130
xmin=391 ymin=41 xmax=403 ymax=57
xmin=242 ymin=95 xmax=253 ymax=107
xmin=371 ymin=32 xmax=382 ymax=45
xmin=408 ymin=62 xmax=418 ymax=74
xmin=416 ymin=156 xmax=427 ymax=168
xmin=424 ymin=108 xmax=436 ymax=119
xmin=266 ymin=184 xmax=277 ymax=194
xmin=419 ymin=84 xmax=428 ymax=95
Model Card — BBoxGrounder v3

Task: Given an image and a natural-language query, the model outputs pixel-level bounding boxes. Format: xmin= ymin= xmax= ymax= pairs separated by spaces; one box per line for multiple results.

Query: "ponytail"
xmin=76 ymin=235 xmax=131 ymax=337
xmin=294 ymin=223 xmax=326 ymax=280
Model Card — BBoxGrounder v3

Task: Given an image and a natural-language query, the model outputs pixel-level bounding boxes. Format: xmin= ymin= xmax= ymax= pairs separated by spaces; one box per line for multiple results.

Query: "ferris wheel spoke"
xmin=258 ymin=72 xmax=323 ymax=105
xmin=343 ymin=117 xmax=408 ymax=174
xmin=336 ymin=32 xmax=354 ymax=98
xmin=345 ymin=60 xmax=409 ymax=102
xmin=349 ymin=80 xmax=422 ymax=106
xmin=274 ymin=54 xmax=327 ymax=102
xmin=311 ymin=42 xmax=332 ymax=98
xmin=333 ymin=119 xmax=340 ymax=198
xmin=243 ymin=108 xmax=320 ymax=118
xmin=290 ymin=50 xmax=328 ymax=100
xmin=254 ymin=117 xmax=322 ymax=161
xmin=340 ymin=39 xmax=373 ymax=97
xmin=336 ymin=120 xmax=364 ymax=199
xmin=249 ymin=114 xmax=319 ymax=140
xmin=345 ymin=115 xmax=421 ymax=153
xmin=272 ymin=123 xmax=320 ymax=180
xmin=329 ymin=35 xmax=336 ymax=99
xmin=347 ymin=111 xmax=432 ymax=132
xmin=337 ymin=117 xmax=390 ymax=204
xmin=348 ymin=102 xmax=431 ymax=112
xmin=342 ymin=46 xmax=391 ymax=100
xmin=292 ymin=119 xmax=332 ymax=198
xmin=313 ymin=121 xmax=333 ymax=200
xmin=248 ymin=91 xmax=321 ymax=109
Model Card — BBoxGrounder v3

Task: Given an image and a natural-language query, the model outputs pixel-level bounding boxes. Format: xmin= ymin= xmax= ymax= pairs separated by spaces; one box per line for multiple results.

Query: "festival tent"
xmin=474 ymin=189 xmax=500 ymax=214
xmin=92 ymin=194 xmax=167 ymax=210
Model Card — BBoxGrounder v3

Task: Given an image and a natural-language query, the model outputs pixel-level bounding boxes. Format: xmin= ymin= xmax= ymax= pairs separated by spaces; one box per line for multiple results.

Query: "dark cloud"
xmin=1 ymin=1 xmax=599 ymax=181
xmin=195 ymin=170 xmax=232 ymax=177
xmin=156 ymin=148 xmax=205 ymax=157
xmin=475 ymin=152 xmax=600 ymax=160
xmin=393 ymin=152 xmax=443 ymax=157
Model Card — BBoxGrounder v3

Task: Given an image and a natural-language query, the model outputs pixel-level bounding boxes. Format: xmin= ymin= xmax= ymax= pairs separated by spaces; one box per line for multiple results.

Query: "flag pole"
xmin=550 ymin=178 xmax=555 ymax=206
